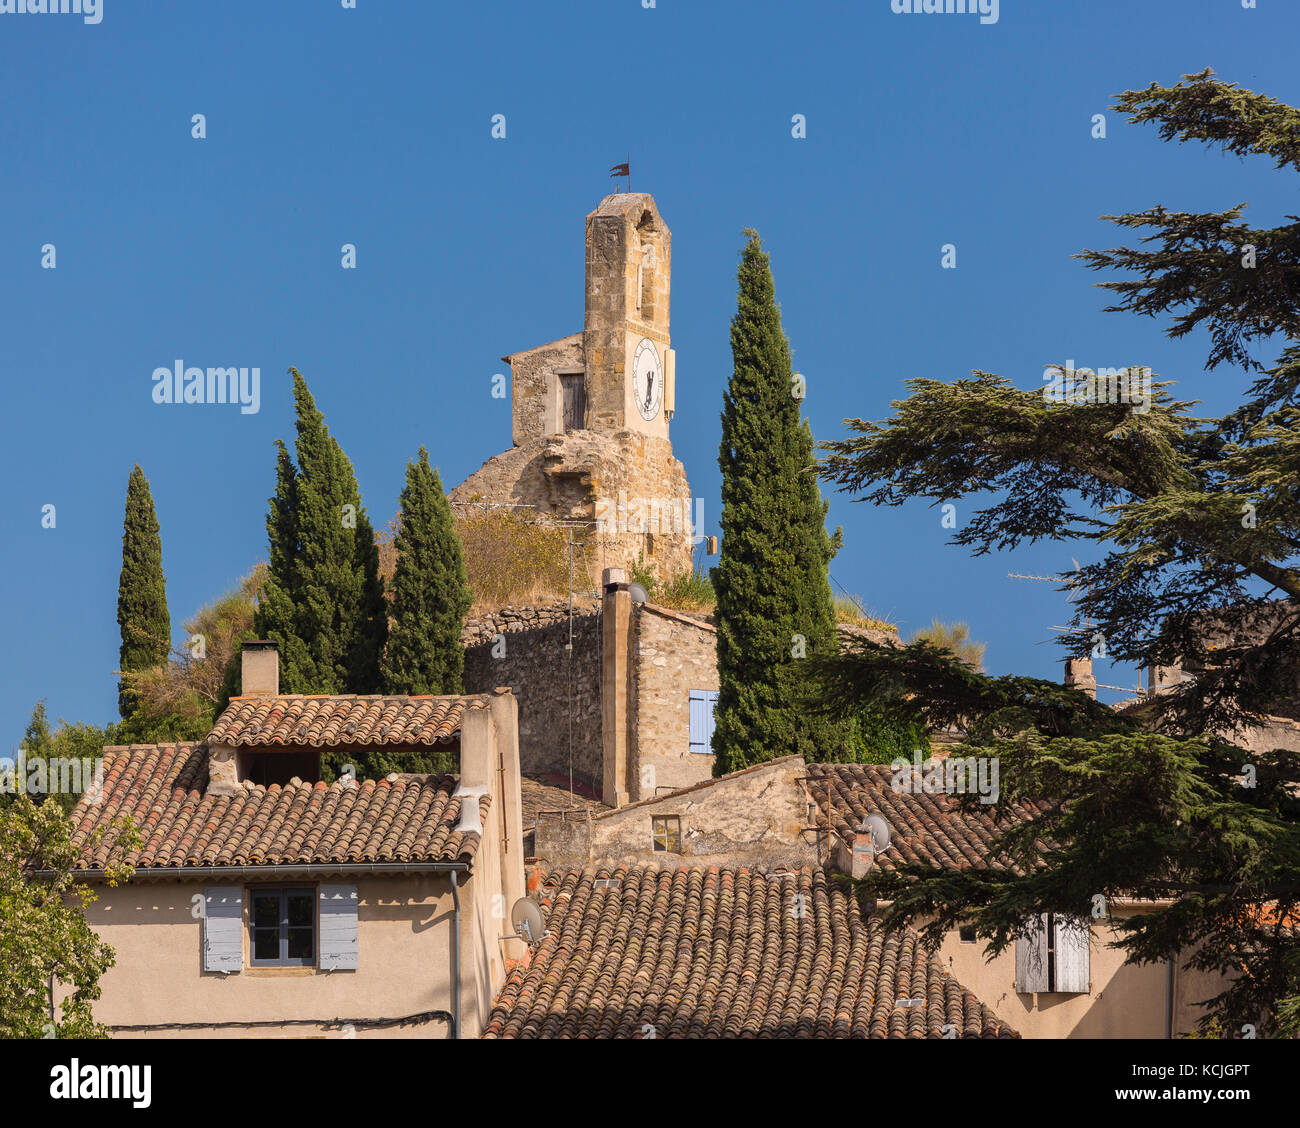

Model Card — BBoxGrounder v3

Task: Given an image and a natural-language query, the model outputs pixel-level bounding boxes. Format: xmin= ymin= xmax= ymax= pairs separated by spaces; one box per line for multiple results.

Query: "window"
xmin=249 ymin=887 xmax=316 ymax=967
xmin=1015 ymin=912 xmax=1090 ymax=994
xmin=959 ymin=925 xmax=977 ymax=944
xmin=652 ymin=816 xmax=681 ymax=853
xmin=559 ymin=373 xmax=585 ymax=432
xmin=688 ymin=690 xmax=719 ymax=754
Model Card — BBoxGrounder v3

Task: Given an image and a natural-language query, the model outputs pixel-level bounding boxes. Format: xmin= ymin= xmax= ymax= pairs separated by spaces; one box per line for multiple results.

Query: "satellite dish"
xmin=862 ymin=813 xmax=890 ymax=853
xmin=509 ymin=898 xmax=547 ymax=946
xmin=628 ymin=582 xmax=649 ymax=604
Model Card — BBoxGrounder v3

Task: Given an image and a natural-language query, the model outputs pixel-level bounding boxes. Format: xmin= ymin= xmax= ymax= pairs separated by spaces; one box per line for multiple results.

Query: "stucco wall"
xmin=930 ymin=910 xmax=1216 ymax=1039
xmin=631 ymin=605 xmax=718 ymax=799
xmin=462 ymin=603 xmax=603 ymax=792
xmin=83 ymin=875 xmax=483 ymax=1039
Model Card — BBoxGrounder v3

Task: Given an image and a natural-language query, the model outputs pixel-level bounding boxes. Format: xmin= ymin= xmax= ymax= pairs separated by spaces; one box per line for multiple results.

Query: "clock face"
xmin=632 ymin=338 xmax=662 ymax=421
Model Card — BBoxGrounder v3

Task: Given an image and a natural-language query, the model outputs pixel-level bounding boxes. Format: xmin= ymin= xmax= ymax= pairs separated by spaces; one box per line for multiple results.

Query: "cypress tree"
xmin=117 ymin=465 xmax=170 ymax=719
xmin=711 ymin=231 xmax=848 ymax=773
xmin=381 ymin=448 xmax=472 ymax=695
xmin=254 ymin=368 xmax=386 ymax=694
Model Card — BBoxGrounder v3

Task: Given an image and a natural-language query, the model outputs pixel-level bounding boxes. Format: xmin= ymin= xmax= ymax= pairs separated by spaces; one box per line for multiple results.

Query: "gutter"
xmin=450 ymin=869 xmax=462 ymax=1041
xmin=46 ymin=861 xmax=472 ymax=882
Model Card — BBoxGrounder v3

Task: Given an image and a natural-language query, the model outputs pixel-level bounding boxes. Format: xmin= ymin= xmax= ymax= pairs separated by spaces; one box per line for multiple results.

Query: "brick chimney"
xmin=240 ymin=640 xmax=279 ymax=697
xmin=836 ymin=821 xmax=879 ymax=879
xmin=1064 ymin=656 xmax=1097 ymax=699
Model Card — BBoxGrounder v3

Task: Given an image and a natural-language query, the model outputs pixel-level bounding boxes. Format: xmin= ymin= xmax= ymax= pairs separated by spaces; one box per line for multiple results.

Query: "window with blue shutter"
xmin=688 ymin=690 xmax=719 ymax=754
xmin=318 ymin=884 xmax=360 ymax=970
xmin=202 ymin=886 xmax=244 ymax=974
xmin=249 ymin=886 xmax=317 ymax=966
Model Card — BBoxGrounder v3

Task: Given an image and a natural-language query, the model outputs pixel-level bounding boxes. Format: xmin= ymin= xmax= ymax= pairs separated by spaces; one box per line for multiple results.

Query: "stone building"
xmin=451 ymin=192 xmax=697 ymax=584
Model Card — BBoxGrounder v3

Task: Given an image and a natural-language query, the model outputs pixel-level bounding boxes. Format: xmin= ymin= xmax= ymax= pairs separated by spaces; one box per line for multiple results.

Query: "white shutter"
xmin=1014 ymin=913 xmax=1050 ymax=993
xmin=1054 ymin=915 xmax=1091 ymax=994
xmin=203 ymin=886 xmax=243 ymax=974
xmin=319 ymin=884 xmax=359 ymax=970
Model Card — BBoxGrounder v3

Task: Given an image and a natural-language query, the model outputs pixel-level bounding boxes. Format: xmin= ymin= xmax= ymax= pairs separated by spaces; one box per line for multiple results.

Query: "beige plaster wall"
xmin=84 ymin=875 xmax=459 ymax=1039
xmin=932 ymin=909 xmax=1217 ymax=1039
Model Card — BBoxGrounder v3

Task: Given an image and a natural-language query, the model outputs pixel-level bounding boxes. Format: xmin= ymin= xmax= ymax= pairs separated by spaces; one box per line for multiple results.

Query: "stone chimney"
xmin=241 ymin=640 xmax=279 ymax=697
xmin=1064 ymin=656 xmax=1097 ymax=699
xmin=601 ymin=567 xmax=632 ymax=808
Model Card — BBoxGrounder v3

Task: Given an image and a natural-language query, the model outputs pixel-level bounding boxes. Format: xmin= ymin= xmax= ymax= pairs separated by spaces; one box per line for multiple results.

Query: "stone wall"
xmin=535 ymin=756 xmax=815 ymax=869
xmin=462 ymin=602 xmax=604 ymax=792
xmin=508 ymin=334 xmax=584 ymax=446
xmin=451 ymin=429 xmax=695 ymax=583
xmin=631 ymin=604 xmax=719 ymax=800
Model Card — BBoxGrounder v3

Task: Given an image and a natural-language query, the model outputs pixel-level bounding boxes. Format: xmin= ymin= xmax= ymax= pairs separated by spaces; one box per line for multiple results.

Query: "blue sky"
xmin=2 ymin=0 xmax=1297 ymax=742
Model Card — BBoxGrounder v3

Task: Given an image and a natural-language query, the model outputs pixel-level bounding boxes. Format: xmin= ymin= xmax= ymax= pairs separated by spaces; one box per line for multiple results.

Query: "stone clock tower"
xmin=583 ymin=194 xmax=674 ymax=440
xmin=451 ymin=192 xmax=695 ymax=584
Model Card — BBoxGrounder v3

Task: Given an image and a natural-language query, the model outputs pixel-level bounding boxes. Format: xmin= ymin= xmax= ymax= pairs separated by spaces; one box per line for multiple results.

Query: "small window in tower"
xmin=559 ymin=374 xmax=585 ymax=432
xmin=652 ymin=815 xmax=681 ymax=853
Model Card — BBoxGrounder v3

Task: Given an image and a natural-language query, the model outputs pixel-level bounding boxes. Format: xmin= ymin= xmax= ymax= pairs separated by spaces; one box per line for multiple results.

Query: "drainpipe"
xmin=450 ymin=870 xmax=462 ymax=1041
xmin=1166 ymin=958 xmax=1175 ymax=1039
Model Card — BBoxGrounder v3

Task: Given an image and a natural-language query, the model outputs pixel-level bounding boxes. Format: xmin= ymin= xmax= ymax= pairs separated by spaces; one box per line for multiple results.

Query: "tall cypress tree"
xmin=117 ymin=465 xmax=170 ymax=719
xmin=381 ymin=447 xmax=472 ymax=695
xmin=712 ymin=232 xmax=848 ymax=773
xmin=254 ymin=368 xmax=386 ymax=694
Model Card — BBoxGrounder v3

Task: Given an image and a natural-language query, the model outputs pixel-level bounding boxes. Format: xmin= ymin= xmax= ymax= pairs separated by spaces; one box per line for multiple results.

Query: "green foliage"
xmin=629 ymin=553 xmax=716 ymax=611
xmin=4 ymin=703 xmax=114 ymax=815
xmin=0 ymin=794 xmax=138 ymax=1037
xmin=846 ymin=706 xmax=929 ymax=765
xmin=116 ymin=465 xmax=170 ymax=720
xmin=910 ymin=619 xmax=986 ymax=671
xmin=454 ymin=508 xmax=570 ymax=608
xmin=320 ymin=744 xmax=457 ymax=785
xmin=816 ymin=72 xmax=1300 ymax=1033
xmin=254 ymin=368 xmax=387 ymax=694
xmin=712 ymin=231 xmax=850 ymax=773
xmin=381 ymin=448 xmax=473 ymax=695
xmin=822 ymin=71 xmax=1300 ymax=739
xmin=832 ymin=596 xmax=897 ymax=633
xmin=114 ymin=566 xmax=266 ymax=742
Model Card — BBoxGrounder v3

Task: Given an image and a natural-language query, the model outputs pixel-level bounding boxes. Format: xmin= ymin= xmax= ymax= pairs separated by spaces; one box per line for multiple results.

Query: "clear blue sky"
xmin=2 ymin=0 xmax=1297 ymax=742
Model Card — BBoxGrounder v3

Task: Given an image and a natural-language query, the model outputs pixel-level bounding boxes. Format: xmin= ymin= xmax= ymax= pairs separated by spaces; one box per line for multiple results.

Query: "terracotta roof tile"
xmin=483 ymin=865 xmax=1017 ymax=1039
xmin=807 ymin=762 xmax=1040 ymax=874
xmin=207 ymin=694 xmax=488 ymax=748
xmin=67 ymin=743 xmax=484 ymax=871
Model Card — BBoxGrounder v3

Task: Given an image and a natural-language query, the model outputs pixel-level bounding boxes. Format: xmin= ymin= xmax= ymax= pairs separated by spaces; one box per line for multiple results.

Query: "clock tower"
xmin=452 ymin=190 xmax=694 ymax=583
xmin=583 ymin=193 xmax=674 ymax=440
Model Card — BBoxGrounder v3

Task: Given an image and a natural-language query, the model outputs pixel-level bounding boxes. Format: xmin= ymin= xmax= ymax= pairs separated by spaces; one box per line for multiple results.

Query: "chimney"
xmin=601 ymin=567 xmax=632 ymax=808
xmin=1064 ymin=656 xmax=1097 ymax=699
xmin=836 ymin=821 xmax=879 ymax=879
xmin=241 ymin=640 xmax=280 ymax=697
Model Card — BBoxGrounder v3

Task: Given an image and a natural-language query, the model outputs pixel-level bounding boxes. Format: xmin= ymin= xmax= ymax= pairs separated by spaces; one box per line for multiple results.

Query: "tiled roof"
xmin=68 ymin=743 xmax=485 ymax=871
xmin=208 ymin=694 xmax=489 ymax=748
xmin=520 ymin=774 xmax=606 ymax=829
xmin=806 ymin=762 xmax=1041 ymax=874
xmin=483 ymin=865 xmax=1017 ymax=1039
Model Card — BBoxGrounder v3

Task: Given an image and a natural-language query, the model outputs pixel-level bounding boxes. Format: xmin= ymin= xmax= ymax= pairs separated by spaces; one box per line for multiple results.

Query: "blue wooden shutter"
xmin=203 ymin=886 xmax=244 ymax=974
xmin=689 ymin=690 xmax=719 ymax=754
xmin=319 ymin=884 xmax=359 ymax=970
